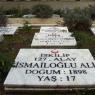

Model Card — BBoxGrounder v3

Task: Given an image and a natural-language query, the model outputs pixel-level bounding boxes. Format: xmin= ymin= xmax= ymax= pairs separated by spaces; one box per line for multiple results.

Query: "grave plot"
xmin=0 ymin=26 xmax=18 ymax=35
xmin=31 ymin=32 xmax=76 ymax=47
xmin=40 ymin=26 xmax=69 ymax=33
xmin=4 ymin=49 xmax=95 ymax=91
xmin=91 ymin=27 xmax=95 ymax=35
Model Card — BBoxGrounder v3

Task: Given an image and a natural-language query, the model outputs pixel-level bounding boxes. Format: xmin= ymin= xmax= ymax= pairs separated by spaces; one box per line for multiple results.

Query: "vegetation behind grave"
xmin=0 ymin=53 xmax=12 ymax=82
xmin=20 ymin=21 xmax=32 ymax=32
xmin=0 ymin=12 xmax=7 ymax=27
xmin=1 ymin=4 xmax=95 ymax=20
xmin=3 ymin=7 xmax=23 ymax=17
xmin=53 ymin=9 xmax=63 ymax=17
xmin=88 ymin=5 xmax=95 ymax=20
xmin=63 ymin=8 xmax=92 ymax=31
xmin=31 ymin=4 xmax=53 ymax=18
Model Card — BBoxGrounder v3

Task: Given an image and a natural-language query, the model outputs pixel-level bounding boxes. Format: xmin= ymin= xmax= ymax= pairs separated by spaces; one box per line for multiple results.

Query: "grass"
xmin=73 ymin=31 xmax=95 ymax=58
xmin=0 ymin=28 xmax=36 ymax=61
xmin=0 ymin=28 xmax=36 ymax=85
xmin=0 ymin=29 xmax=95 ymax=95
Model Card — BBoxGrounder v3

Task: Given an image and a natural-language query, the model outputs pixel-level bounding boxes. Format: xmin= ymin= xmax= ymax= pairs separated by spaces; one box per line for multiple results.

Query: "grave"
xmin=0 ymin=26 xmax=18 ymax=35
xmin=31 ymin=26 xmax=77 ymax=47
xmin=40 ymin=26 xmax=69 ymax=33
xmin=4 ymin=49 xmax=95 ymax=91
xmin=91 ymin=27 xmax=95 ymax=35
xmin=31 ymin=32 xmax=76 ymax=47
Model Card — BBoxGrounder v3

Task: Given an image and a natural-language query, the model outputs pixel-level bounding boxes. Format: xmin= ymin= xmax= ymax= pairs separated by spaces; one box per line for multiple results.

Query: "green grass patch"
xmin=73 ymin=31 xmax=95 ymax=58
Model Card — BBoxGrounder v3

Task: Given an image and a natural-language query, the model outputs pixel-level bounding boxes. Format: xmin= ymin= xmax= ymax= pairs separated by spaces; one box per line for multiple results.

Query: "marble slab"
xmin=91 ymin=27 xmax=95 ymax=35
xmin=40 ymin=26 xmax=69 ymax=33
xmin=31 ymin=37 xmax=77 ymax=46
xmin=31 ymin=32 xmax=76 ymax=46
xmin=0 ymin=26 xmax=18 ymax=35
xmin=4 ymin=49 xmax=95 ymax=87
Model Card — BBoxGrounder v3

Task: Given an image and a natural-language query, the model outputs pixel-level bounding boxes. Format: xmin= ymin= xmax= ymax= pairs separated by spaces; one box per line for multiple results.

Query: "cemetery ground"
xmin=0 ymin=28 xmax=95 ymax=95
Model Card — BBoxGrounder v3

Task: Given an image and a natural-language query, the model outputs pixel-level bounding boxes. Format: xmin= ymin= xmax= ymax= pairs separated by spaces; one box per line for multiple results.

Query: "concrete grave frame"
xmin=4 ymin=49 xmax=95 ymax=92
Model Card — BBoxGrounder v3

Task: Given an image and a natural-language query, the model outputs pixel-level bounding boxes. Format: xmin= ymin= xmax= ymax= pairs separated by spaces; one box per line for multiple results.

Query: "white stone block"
xmin=4 ymin=49 xmax=95 ymax=87
xmin=0 ymin=26 xmax=18 ymax=35
xmin=40 ymin=26 xmax=69 ymax=33
xmin=31 ymin=33 xmax=76 ymax=46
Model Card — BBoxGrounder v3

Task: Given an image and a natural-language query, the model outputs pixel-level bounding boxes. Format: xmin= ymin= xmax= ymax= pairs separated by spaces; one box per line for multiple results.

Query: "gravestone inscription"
xmin=31 ymin=33 xmax=76 ymax=46
xmin=4 ymin=49 xmax=95 ymax=87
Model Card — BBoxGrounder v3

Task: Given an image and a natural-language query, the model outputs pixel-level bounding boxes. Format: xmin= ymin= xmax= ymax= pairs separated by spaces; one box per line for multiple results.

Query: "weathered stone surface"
xmin=40 ymin=27 xmax=69 ymax=33
xmin=0 ymin=26 xmax=17 ymax=35
xmin=4 ymin=49 xmax=95 ymax=87
xmin=31 ymin=32 xmax=76 ymax=46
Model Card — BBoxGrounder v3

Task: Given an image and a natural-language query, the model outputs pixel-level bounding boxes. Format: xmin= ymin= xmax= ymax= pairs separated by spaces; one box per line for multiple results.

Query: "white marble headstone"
xmin=40 ymin=27 xmax=69 ymax=33
xmin=0 ymin=26 xmax=18 ymax=35
xmin=4 ymin=49 xmax=95 ymax=87
xmin=34 ymin=32 xmax=72 ymax=38
xmin=31 ymin=32 xmax=76 ymax=46
xmin=31 ymin=37 xmax=76 ymax=46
